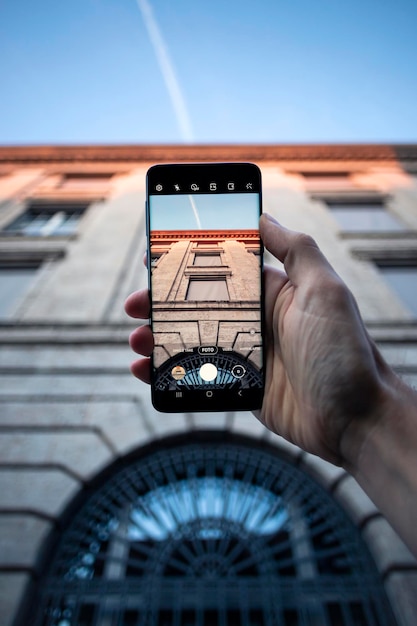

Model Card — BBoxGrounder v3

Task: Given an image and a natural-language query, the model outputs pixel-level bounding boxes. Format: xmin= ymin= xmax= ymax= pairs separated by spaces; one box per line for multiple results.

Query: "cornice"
xmin=151 ymin=229 xmax=260 ymax=242
xmin=1 ymin=144 xmax=417 ymax=164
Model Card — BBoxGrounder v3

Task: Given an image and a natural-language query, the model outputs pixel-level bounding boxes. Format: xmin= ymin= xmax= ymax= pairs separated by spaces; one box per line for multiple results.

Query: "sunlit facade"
xmin=150 ymin=229 xmax=262 ymax=385
xmin=1 ymin=144 xmax=417 ymax=626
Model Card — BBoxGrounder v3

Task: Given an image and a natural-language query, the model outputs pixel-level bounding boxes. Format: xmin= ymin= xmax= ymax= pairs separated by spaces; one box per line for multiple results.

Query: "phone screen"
xmin=146 ymin=163 xmax=264 ymax=412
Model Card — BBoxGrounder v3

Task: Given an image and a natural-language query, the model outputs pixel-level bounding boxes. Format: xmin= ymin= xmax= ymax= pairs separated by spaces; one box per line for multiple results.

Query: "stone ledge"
xmin=299 ymin=452 xmax=346 ymax=490
xmin=0 ymin=431 xmax=115 ymax=482
xmin=362 ymin=517 xmax=417 ymax=574
xmin=0 ymin=515 xmax=51 ymax=570
xmin=385 ymin=571 xmax=417 ymax=626
xmin=191 ymin=412 xmax=230 ymax=431
xmin=264 ymin=431 xmax=304 ymax=462
xmin=0 ymin=469 xmax=80 ymax=518
xmin=148 ymin=411 xmax=188 ymax=438
xmin=230 ymin=413 xmax=266 ymax=440
xmin=0 ymin=572 xmax=30 ymax=626
xmin=333 ymin=474 xmax=379 ymax=526
xmin=0 ymin=397 xmax=155 ymax=458
xmin=0 ymin=144 xmax=407 ymax=164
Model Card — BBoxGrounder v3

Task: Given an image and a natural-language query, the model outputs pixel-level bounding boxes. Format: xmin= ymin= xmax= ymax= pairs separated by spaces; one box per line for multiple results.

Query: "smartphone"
xmin=146 ymin=162 xmax=264 ymax=412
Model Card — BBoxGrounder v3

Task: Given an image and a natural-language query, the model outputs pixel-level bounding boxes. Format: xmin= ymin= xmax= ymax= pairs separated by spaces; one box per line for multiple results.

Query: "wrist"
xmin=339 ymin=370 xmax=417 ymax=556
xmin=339 ymin=367 xmax=402 ymax=474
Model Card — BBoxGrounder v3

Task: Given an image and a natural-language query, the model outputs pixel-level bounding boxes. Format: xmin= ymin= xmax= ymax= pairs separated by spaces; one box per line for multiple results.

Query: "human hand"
xmin=124 ymin=214 xmax=393 ymax=466
xmin=258 ymin=213 xmax=393 ymax=465
xmin=125 ymin=214 xmax=417 ymax=554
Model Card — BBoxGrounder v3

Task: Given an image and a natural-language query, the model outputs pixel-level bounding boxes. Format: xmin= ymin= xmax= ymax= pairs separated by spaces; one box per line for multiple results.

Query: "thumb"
xmin=260 ymin=213 xmax=335 ymax=285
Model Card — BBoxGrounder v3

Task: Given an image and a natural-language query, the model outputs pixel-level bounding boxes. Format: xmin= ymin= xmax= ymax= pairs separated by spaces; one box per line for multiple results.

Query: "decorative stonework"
xmin=1 ymin=143 xmax=417 ymax=165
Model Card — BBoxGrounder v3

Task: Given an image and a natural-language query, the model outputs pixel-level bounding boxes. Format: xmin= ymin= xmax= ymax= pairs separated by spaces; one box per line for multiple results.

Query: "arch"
xmin=27 ymin=432 xmax=395 ymax=626
xmin=154 ymin=347 xmax=263 ymax=391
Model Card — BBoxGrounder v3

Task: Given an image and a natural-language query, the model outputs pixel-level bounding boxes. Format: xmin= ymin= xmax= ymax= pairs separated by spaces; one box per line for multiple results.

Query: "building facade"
xmin=0 ymin=145 xmax=417 ymax=625
xmin=150 ymin=228 xmax=262 ymax=390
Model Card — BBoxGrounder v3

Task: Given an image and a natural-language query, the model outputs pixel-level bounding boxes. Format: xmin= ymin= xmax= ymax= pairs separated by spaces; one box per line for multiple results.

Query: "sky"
xmin=150 ymin=193 xmax=260 ymax=230
xmin=1 ymin=0 xmax=417 ymax=145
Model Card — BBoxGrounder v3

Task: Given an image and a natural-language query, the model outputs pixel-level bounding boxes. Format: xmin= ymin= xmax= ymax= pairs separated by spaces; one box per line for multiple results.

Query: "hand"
xmin=257 ymin=214 xmax=393 ymax=465
xmin=125 ymin=214 xmax=417 ymax=555
xmin=124 ymin=214 xmax=393 ymax=466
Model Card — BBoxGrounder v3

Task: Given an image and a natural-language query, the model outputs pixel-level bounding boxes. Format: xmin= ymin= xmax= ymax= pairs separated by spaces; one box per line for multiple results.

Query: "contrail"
xmin=188 ymin=195 xmax=202 ymax=230
xmin=136 ymin=0 xmax=194 ymax=143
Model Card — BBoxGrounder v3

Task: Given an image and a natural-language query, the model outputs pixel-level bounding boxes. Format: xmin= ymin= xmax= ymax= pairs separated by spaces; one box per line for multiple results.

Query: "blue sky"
xmin=150 ymin=193 xmax=260 ymax=230
xmin=1 ymin=0 xmax=417 ymax=144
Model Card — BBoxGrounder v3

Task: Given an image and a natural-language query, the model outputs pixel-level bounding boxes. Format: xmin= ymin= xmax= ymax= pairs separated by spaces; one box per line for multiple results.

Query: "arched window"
xmin=154 ymin=348 xmax=263 ymax=391
xmin=31 ymin=434 xmax=395 ymax=626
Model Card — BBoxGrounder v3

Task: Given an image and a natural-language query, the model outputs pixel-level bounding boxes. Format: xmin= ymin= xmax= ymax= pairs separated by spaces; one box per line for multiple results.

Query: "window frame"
xmin=326 ymin=198 xmax=406 ymax=234
xmin=25 ymin=435 xmax=396 ymax=626
xmin=311 ymin=193 xmax=412 ymax=237
xmin=352 ymin=246 xmax=417 ymax=318
xmin=2 ymin=201 xmax=90 ymax=237
xmin=192 ymin=252 xmax=222 ymax=267
xmin=0 ymin=248 xmax=65 ymax=318
xmin=375 ymin=261 xmax=417 ymax=317
xmin=186 ymin=276 xmax=230 ymax=301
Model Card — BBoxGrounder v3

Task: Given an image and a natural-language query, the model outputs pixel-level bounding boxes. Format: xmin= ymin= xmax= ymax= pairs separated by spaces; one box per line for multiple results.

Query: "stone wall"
xmin=0 ymin=146 xmax=417 ymax=625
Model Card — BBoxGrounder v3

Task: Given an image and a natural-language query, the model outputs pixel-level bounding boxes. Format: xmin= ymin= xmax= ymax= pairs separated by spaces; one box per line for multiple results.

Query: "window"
xmin=196 ymin=242 xmax=218 ymax=248
xmin=193 ymin=253 xmax=222 ymax=266
xmin=300 ymin=172 xmax=355 ymax=191
xmin=302 ymin=171 xmax=351 ymax=183
xmin=0 ymin=263 xmax=40 ymax=317
xmin=154 ymin=347 xmax=263 ymax=391
xmin=3 ymin=202 xmax=89 ymax=236
xmin=186 ymin=278 xmax=229 ymax=301
xmin=377 ymin=264 xmax=417 ymax=316
xmin=28 ymin=438 xmax=395 ymax=626
xmin=151 ymin=253 xmax=164 ymax=267
xmin=326 ymin=200 xmax=405 ymax=233
xmin=59 ymin=172 xmax=113 ymax=190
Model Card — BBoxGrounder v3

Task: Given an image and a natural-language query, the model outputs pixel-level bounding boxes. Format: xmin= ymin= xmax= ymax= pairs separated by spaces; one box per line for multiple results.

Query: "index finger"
xmin=124 ymin=289 xmax=150 ymax=320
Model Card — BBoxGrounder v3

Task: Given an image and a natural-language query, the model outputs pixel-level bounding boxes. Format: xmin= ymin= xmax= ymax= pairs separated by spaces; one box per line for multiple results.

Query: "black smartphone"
xmin=146 ymin=162 xmax=264 ymax=412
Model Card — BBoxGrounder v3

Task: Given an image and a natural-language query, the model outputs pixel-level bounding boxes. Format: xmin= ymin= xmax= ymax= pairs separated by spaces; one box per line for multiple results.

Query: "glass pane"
xmin=22 ymin=213 xmax=50 ymax=236
xmin=327 ymin=204 xmax=405 ymax=232
xmin=4 ymin=212 xmax=32 ymax=232
xmin=193 ymin=254 xmax=221 ymax=266
xmin=54 ymin=213 xmax=81 ymax=236
xmin=3 ymin=205 xmax=86 ymax=236
xmin=31 ymin=441 xmax=395 ymax=626
xmin=186 ymin=279 xmax=229 ymax=301
xmin=39 ymin=211 xmax=66 ymax=236
xmin=0 ymin=267 xmax=37 ymax=317
xmin=378 ymin=266 xmax=417 ymax=316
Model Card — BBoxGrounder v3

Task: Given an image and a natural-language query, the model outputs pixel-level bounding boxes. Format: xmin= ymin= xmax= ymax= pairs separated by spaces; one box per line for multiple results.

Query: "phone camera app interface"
xmin=149 ymin=179 xmax=263 ymax=402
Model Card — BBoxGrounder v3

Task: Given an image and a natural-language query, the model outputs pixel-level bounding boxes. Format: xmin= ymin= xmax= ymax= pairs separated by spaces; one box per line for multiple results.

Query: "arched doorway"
xmin=30 ymin=433 xmax=395 ymax=625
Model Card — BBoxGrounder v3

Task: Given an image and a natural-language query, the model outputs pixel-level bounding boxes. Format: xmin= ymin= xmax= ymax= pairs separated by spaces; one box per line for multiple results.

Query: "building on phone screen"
xmin=1 ymin=144 xmax=417 ymax=626
xmin=150 ymin=229 xmax=262 ymax=389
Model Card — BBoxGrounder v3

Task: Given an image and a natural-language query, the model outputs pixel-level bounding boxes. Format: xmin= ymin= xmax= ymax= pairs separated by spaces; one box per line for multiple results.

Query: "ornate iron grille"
xmin=31 ymin=436 xmax=395 ymax=626
xmin=155 ymin=348 xmax=263 ymax=391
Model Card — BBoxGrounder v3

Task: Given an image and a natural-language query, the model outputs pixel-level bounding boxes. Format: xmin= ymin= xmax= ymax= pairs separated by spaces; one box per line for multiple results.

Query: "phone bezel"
xmin=146 ymin=162 xmax=264 ymax=413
